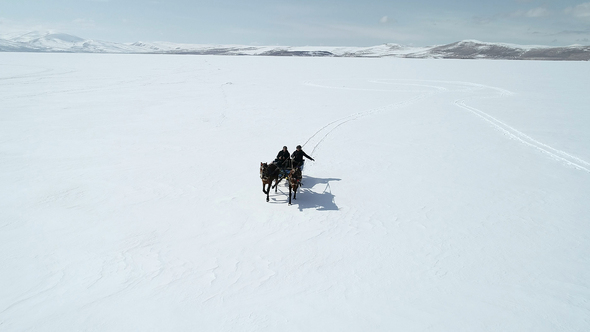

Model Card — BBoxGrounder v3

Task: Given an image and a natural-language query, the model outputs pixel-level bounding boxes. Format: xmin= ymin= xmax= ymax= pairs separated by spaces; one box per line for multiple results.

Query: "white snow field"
xmin=1 ymin=53 xmax=590 ymax=331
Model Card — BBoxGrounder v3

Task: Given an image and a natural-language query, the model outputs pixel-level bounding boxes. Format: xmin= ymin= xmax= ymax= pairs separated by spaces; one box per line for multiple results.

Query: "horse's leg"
xmin=288 ymin=183 xmax=292 ymax=205
xmin=274 ymin=171 xmax=282 ymax=189
xmin=262 ymin=181 xmax=268 ymax=194
xmin=293 ymin=183 xmax=298 ymax=200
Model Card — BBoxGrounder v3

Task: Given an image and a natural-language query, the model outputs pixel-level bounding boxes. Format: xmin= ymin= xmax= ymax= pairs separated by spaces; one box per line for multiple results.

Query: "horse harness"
xmin=260 ymin=163 xmax=279 ymax=181
xmin=289 ymin=169 xmax=302 ymax=185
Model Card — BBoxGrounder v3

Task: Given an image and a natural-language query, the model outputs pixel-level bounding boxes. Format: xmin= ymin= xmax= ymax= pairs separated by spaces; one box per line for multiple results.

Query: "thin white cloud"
xmin=525 ymin=7 xmax=550 ymax=18
xmin=0 ymin=18 xmax=49 ymax=36
xmin=509 ymin=7 xmax=551 ymax=18
xmin=272 ymin=3 xmax=322 ymax=17
xmin=565 ymin=2 xmax=590 ymax=18
xmin=273 ymin=20 xmax=419 ymax=44
xmin=380 ymin=16 xmax=389 ymax=24
xmin=73 ymin=18 xmax=96 ymax=27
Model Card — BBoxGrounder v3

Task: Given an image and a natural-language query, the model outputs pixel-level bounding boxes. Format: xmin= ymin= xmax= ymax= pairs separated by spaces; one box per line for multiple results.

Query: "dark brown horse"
xmin=260 ymin=162 xmax=280 ymax=202
xmin=287 ymin=167 xmax=302 ymax=205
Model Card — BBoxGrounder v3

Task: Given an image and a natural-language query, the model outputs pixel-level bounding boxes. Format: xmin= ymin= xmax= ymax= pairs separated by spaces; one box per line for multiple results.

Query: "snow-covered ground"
xmin=1 ymin=53 xmax=589 ymax=331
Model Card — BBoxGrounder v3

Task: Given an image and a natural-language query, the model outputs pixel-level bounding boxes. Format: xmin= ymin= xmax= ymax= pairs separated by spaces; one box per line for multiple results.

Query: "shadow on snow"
xmin=269 ymin=175 xmax=341 ymax=211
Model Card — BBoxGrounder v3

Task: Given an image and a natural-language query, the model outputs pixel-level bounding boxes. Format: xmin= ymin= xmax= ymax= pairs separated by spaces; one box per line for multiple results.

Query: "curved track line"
xmin=0 ymin=64 xmax=78 ymax=84
xmin=446 ymin=80 xmax=590 ymax=172
xmin=302 ymin=79 xmax=590 ymax=173
xmin=301 ymin=80 xmax=444 ymax=156
xmin=455 ymin=99 xmax=590 ymax=173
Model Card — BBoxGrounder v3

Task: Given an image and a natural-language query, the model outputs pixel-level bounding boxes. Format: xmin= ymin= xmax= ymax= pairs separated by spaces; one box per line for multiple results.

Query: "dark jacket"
xmin=276 ymin=150 xmax=290 ymax=162
xmin=291 ymin=149 xmax=314 ymax=163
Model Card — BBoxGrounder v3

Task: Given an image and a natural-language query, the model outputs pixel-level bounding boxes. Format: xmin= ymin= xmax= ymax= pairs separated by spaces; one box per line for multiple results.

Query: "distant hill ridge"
xmin=1 ymin=31 xmax=589 ymax=61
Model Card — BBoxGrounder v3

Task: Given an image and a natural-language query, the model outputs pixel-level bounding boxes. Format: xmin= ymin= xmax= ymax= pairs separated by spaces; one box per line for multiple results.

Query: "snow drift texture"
xmin=1 ymin=52 xmax=590 ymax=331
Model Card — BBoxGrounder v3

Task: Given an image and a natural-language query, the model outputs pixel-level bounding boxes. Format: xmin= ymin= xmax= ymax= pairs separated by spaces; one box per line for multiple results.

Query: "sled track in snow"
xmin=444 ymin=80 xmax=590 ymax=173
xmin=301 ymin=80 xmax=446 ymax=157
xmin=454 ymin=95 xmax=590 ymax=173
xmin=302 ymin=79 xmax=590 ymax=174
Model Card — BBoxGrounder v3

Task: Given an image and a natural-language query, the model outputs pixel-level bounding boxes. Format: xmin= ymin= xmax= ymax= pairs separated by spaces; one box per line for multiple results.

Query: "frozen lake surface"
xmin=1 ymin=53 xmax=589 ymax=331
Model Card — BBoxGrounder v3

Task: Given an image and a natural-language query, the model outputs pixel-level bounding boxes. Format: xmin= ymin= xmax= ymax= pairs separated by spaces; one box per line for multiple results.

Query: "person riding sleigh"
xmin=273 ymin=146 xmax=291 ymax=169
xmin=291 ymin=145 xmax=314 ymax=170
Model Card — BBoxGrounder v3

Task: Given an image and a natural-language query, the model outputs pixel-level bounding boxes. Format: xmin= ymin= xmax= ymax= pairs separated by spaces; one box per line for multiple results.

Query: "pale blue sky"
xmin=1 ymin=0 xmax=589 ymax=46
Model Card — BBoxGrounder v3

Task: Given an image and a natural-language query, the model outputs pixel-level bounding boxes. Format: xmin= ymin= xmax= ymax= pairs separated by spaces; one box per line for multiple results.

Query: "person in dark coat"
xmin=291 ymin=145 xmax=314 ymax=170
xmin=273 ymin=146 xmax=291 ymax=168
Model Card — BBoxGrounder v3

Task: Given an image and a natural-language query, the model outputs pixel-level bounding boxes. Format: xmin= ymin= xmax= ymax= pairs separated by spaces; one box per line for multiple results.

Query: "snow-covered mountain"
xmin=417 ymin=40 xmax=590 ymax=61
xmin=0 ymin=31 xmax=145 ymax=53
xmin=1 ymin=31 xmax=589 ymax=60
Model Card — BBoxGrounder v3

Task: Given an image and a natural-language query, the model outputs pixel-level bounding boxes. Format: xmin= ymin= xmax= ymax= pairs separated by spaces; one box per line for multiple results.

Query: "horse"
xmin=287 ymin=167 xmax=302 ymax=205
xmin=260 ymin=162 xmax=280 ymax=202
